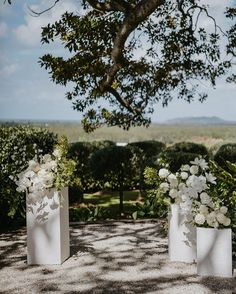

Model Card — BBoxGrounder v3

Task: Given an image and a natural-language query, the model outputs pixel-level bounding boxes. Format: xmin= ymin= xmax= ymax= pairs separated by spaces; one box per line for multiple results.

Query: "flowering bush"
xmin=14 ymin=137 xmax=76 ymax=207
xmin=154 ymin=157 xmax=216 ymax=211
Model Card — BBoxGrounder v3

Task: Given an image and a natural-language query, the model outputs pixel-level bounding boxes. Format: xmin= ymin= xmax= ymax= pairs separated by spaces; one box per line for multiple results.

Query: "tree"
xmin=5 ymin=1 xmax=236 ymax=132
xmin=90 ymin=145 xmax=138 ymax=214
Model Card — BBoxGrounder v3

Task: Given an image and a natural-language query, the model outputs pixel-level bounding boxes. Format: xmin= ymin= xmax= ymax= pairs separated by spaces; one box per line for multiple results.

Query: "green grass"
xmin=70 ymin=190 xmax=142 ymax=220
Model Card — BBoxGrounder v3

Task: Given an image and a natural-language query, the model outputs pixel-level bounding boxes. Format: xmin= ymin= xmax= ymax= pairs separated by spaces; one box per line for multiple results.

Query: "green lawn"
xmin=70 ymin=190 xmax=143 ymax=220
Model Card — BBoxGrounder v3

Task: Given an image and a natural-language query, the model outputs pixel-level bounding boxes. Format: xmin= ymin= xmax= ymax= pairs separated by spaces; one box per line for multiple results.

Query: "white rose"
xmin=43 ymin=154 xmax=52 ymax=162
xmin=200 ymin=192 xmax=211 ymax=205
xmin=169 ymin=189 xmax=178 ymax=198
xmin=190 ymin=165 xmax=199 ymax=175
xmin=199 ymin=205 xmax=209 ymax=215
xmin=180 ymin=172 xmax=188 ymax=180
xmin=195 ymin=213 xmax=206 ymax=225
xmin=160 ymin=182 xmax=169 ymax=193
xmin=181 ymin=164 xmax=190 ymax=171
xmin=216 ymin=213 xmax=226 ymax=224
xmin=223 ymin=217 xmax=231 ymax=227
xmin=220 ymin=206 xmax=228 ymax=214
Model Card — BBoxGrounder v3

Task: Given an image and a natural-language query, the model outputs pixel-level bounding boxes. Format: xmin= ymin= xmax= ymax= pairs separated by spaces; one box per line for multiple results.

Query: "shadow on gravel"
xmin=0 ymin=222 xmax=235 ymax=293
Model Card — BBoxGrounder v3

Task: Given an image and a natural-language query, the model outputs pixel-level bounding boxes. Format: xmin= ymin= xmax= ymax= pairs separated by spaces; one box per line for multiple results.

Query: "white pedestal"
xmin=26 ymin=187 xmax=70 ymax=265
xmin=197 ymin=227 xmax=232 ymax=277
xmin=168 ymin=204 xmax=196 ymax=262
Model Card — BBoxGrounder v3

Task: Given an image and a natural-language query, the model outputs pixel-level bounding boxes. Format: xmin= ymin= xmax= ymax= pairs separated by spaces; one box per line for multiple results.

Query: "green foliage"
xmin=159 ymin=142 xmax=209 ymax=172
xmin=69 ymin=206 xmax=109 ymax=222
xmin=90 ymin=145 xmax=137 ymax=190
xmin=37 ymin=1 xmax=235 ymax=131
xmin=69 ymin=140 xmax=115 ymax=192
xmin=214 ymin=143 xmax=236 ymax=170
xmin=0 ymin=126 xmax=57 ymax=226
xmin=210 ymin=161 xmax=236 ymax=258
xmin=133 ymin=191 xmax=168 ymax=220
xmin=128 ymin=141 xmax=166 ymax=191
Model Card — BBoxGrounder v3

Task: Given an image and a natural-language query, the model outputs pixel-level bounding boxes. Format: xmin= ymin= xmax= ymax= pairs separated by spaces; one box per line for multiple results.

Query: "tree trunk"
xmin=119 ymin=187 xmax=124 ymax=215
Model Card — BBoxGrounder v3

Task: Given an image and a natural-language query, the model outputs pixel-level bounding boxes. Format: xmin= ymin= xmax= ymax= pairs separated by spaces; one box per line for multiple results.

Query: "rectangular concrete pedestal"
xmin=26 ymin=187 xmax=70 ymax=265
xmin=168 ymin=204 xmax=196 ymax=263
xmin=197 ymin=227 xmax=232 ymax=277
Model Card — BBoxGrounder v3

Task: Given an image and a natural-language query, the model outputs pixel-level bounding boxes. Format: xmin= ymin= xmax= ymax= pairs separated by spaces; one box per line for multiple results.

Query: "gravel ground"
xmin=0 ymin=221 xmax=235 ymax=294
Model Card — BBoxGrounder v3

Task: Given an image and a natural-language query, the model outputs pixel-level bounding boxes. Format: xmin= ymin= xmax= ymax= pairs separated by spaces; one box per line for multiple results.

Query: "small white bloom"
xmin=216 ymin=213 xmax=226 ymax=224
xmin=28 ymin=160 xmax=40 ymax=173
xmin=169 ymin=189 xmax=178 ymax=198
xmin=199 ymin=205 xmax=209 ymax=215
xmin=180 ymin=172 xmax=188 ymax=180
xmin=200 ymin=192 xmax=211 ymax=205
xmin=43 ymin=154 xmax=52 ymax=163
xmin=181 ymin=164 xmax=190 ymax=171
xmin=195 ymin=213 xmax=206 ymax=225
xmin=223 ymin=217 xmax=231 ymax=227
xmin=160 ymin=182 xmax=169 ymax=193
xmin=158 ymin=168 xmax=169 ymax=179
xmin=190 ymin=157 xmax=208 ymax=170
xmin=53 ymin=148 xmax=61 ymax=158
xmin=167 ymin=174 xmax=178 ymax=188
xmin=205 ymin=172 xmax=217 ymax=184
xmin=220 ymin=206 xmax=228 ymax=214
xmin=190 ymin=165 xmax=199 ymax=175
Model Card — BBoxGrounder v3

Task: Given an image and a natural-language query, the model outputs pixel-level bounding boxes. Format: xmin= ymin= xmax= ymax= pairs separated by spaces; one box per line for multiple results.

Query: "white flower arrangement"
xmin=157 ymin=156 xmax=232 ymax=228
xmin=157 ymin=157 xmax=215 ymax=210
xmin=13 ymin=137 xmax=76 ymax=207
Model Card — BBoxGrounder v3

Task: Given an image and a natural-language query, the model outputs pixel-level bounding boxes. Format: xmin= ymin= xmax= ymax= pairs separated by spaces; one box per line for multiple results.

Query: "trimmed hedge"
xmin=160 ymin=142 xmax=209 ymax=172
xmin=69 ymin=141 xmax=115 ymax=193
xmin=214 ymin=143 xmax=236 ymax=170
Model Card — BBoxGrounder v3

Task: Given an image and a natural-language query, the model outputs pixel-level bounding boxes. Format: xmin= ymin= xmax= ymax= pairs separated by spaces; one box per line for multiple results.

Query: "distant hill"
xmin=165 ymin=116 xmax=236 ymax=125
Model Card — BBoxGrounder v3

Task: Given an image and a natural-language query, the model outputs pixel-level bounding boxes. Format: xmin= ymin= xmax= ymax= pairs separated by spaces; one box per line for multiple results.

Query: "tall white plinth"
xmin=197 ymin=227 xmax=232 ymax=277
xmin=26 ymin=187 xmax=70 ymax=265
xmin=168 ymin=204 xmax=196 ymax=263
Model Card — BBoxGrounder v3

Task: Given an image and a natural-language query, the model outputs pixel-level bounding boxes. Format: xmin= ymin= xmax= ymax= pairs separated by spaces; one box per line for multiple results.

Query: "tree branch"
xmin=86 ymin=0 xmax=133 ymax=13
xmin=28 ymin=0 xmax=61 ymax=17
xmin=100 ymin=0 xmax=165 ymax=92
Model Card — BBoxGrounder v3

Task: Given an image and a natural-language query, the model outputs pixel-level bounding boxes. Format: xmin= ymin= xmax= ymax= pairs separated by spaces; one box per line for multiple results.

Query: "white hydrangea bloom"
xmin=158 ymin=168 xmax=169 ymax=179
xmin=180 ymin=172 xmax=188 ymax=180
xmin=199 ymin=204 xmax=209 ymax=215
xmin=160 ymin=182 xmax=169 ymax=193
xmin=223 ymin=217 xmax=231 ymax=227
xmin=181 ymin=164 xmax=190 ymax=171
xmin=169 ymin=188 xmax=178 ymax=198
xmin=200 ymin=192 xmax=211 ymax=205
xmin=220 ymin=206 xmax=228 ymax=214
xmin=195 ymin=213 xmax=206 ymax=225
xmin=167 ymin=174 xmax=178 ymax=188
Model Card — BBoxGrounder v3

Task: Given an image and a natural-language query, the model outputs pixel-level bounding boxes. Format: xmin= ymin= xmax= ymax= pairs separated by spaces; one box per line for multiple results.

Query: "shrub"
xmin=90 ymin=145 xmax=138 ymax=213
xmin=214 ymin=143 xmax=236 ymax=170
xmin=0 ymin=125 xmax=57 ymax=227
xmin=159 ymin=142 xmax=208 ymax=172
xmin=128 ymin=141 xmax=166 ymax=191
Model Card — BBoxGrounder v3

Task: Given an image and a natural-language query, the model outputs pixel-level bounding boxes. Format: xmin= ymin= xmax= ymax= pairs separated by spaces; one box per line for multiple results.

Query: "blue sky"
xmin=0 ymin=0 xmax=235 ymax=123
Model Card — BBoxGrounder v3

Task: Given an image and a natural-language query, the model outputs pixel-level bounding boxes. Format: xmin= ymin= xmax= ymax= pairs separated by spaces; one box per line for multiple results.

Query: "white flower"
xmin=169 ymin=189 xmax=178 ymax=198
xmin=199 ymin=205 xmax=209 ymax=215
xmin=181 ymin=164 xmax=190 ymax=171
xmin=53 ymin=148 xmax=61 ymax=158
xmin=160 ymin=182 xmax=169 ymax=193
xmin=167 ymin=174 xmax=178 ymax=188
xmin=223 ymin=217 xmax=231 ymax=227
xmin=158 ymin=168 xmax=169 ymax=179
xmin=190 ymin=157 xmax=208 ymax=170
xmin=28 ymin=160 xmax=40 ymax=173
xmin=180 ymin=172 xmax=188 ymax=180
xmin=195 ymin=213 xmax=206 ymax=225
xmin=190 ymin=165 xmax=199 ymax=175
xmin=216 ymin=213 xmax=226 ymax=224
xmin=200 ymin=192 xmax=211 ymax=205
xmin=205 ymin=172 xmax=216 ymax=184
xmin=220 ymin=206 xmax=228 ymax=214
xmin=43 ymin=154 xmax=52 ymax=163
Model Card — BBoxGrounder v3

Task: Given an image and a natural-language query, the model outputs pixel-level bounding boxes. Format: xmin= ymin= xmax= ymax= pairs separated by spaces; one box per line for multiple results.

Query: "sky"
xmin=0 ymin=0 xmax=235 ymax=123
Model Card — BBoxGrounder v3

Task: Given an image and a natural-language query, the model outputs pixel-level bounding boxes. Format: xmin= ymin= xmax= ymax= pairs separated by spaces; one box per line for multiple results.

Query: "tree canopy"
xmin=5 ymin=1 xmax=236 ymax=132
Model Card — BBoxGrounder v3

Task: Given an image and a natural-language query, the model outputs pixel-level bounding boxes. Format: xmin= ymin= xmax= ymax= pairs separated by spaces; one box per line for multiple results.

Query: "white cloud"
xmin=0 ymin=22 xmax=8 ymax=38
xmin=13 ymin=0 xmax=80 ymax=47
xmin=0 ymin=63 xmax=20 ymax=76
